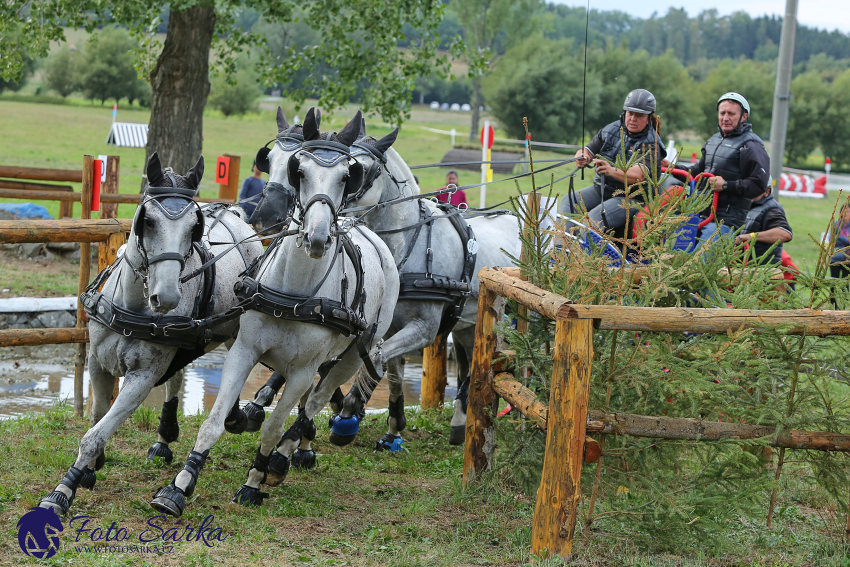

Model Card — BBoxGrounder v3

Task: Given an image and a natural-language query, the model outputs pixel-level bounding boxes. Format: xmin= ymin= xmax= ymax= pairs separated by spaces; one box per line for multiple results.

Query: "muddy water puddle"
xmin=0 ymin=347 xmax=459 ymax=419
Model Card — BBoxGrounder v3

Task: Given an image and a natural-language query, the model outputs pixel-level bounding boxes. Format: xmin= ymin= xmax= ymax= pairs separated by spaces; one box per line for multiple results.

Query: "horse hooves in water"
xmin=328 ymin=415 xmax=361 ymax=446
xmin=232 ymin=485 xmax=269 ymax=507
xmin=291 ymin=449 xmax=317 ymax=470
xmin=263 ymin=450 xmax=290 ymax=487
xmin=147 ymin=442 xmax=174 ymax=464
xmin=449 ymin=426 xmax=466 ymax=446
xmin=374 ymin=434 xmax=404 ymax=453
xmin=243 ymin=402 xmax=266 ymax=432
xmin=79 ymin=466 xmax=97 ymax=490
xmin=150 ymin=484 xmax=187 ymax=517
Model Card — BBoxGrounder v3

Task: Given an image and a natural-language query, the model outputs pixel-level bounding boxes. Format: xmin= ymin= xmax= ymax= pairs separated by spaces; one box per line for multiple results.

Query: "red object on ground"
xmin=815 ymin=175 xmax=828 ymax=193
xmin=480 ymin=125 xmax=495 ymax=149
xmin=497 ymin=404 xmax=513 ymax=418
xmin=91 ymin=159 xmax=102 ymax=212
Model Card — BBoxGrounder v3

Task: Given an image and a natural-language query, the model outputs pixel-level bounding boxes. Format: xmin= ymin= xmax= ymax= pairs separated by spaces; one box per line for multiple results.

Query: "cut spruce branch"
xmin=493 ymin=375 xmax=850 ymax=451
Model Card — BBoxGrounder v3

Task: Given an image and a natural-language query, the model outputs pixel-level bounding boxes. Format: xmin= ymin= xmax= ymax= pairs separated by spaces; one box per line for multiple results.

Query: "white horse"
xmin=39 ymin=154 xmax=263 ymax=516
xmin=150 ymin=109 xmax=399 ymax=516
xmin=327 ymin=125 xmax=519 ymax=447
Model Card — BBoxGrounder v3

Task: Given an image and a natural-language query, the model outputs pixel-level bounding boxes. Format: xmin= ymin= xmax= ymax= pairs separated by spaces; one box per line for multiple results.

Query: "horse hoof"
xmin=291 ymin=449 xmax=317 ymax=470
xmin=264 ymin=450 xmax=290 ymax=487
xmin=329 ymin=415 xmax=360 ymax=446
xmin=232 ymin=485 xmax=269 ymax=507
xmin=243 ymin=402 xmax=266 ymax=433
xmin=224 ymin=407 xmax=248 ymax=435
xmin=79 ymin=467 xmax=97 ymax=490
xmin=449 ymin=425 xmax=466 ymax=446
xmin=374 ymin=434 xmax=404 ymax=453
xmin=94 ymin=451 xmax=106 ymax=471
xmin=40 ymin=491 xmax=71 ymax=516
xmin=150 ymin=485 xmax=186 ymax=517
xmin=147 ymin=442 xmax=173 ymax=464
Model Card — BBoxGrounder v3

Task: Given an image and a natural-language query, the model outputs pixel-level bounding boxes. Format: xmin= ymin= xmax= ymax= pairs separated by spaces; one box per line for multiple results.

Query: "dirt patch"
xmin=0 ymin=249 xmax=83 ymax=298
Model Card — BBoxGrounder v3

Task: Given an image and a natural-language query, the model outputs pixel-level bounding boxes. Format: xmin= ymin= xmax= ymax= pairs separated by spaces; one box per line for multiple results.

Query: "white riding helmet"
xmin=717 ymin=92 xmax=750 ymax=116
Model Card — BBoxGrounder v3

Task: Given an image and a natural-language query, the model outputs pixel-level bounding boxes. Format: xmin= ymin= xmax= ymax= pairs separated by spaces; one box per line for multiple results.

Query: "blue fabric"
xmin=695 ymin=222 xmax=733 ymax=252
xmin=239 ymin=176 xmax=265 ymax=217
xmin=0 ymin=203 xmax=53 ymax=219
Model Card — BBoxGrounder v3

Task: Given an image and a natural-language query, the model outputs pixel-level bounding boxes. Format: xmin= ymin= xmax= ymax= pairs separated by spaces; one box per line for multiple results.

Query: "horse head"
xmin=348 ymin=125 xmax=400 ymax=208
xmin=287 ymin=109 xmax=363 ymax=258
xmin=132 ymin=152 xmax=204 ymax=313
xmin=249 ymin=107 xmax=303 ymax=231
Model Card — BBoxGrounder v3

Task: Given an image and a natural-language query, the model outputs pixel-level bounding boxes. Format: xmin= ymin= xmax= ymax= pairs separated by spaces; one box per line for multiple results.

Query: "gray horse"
xmin=39 ymin=154 xmax=263 ymax=516
xmin=150 ymin=109 xmax=399 ymax=516
xmin=327 ymin=126 xmax=519 ymax=447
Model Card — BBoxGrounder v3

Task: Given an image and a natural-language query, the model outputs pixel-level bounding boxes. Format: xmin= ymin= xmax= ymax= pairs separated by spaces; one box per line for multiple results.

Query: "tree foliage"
xmin=44 ymin=46 xmax=78 ymax=98
xmin=209 ymin=66 xmax=261 ymax=117
xmin=497 ymin=141 xmax=850 ymax=552
xmin=76 ymin=27 xmax=148 ymax=105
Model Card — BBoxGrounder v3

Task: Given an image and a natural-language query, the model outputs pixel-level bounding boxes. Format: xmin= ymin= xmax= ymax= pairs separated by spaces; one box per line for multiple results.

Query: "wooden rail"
xmin=0 ymin=219 xmax=132 ymax=244
xmin=0 ymin=328 xmax=89 ymax=347
xmin=0 ymin=165 xmax=83 ymax=183
xmin=0 ymin=189 xmax=232 ymax=205
xmin=463 ymin=266 xmax=850 ymax=561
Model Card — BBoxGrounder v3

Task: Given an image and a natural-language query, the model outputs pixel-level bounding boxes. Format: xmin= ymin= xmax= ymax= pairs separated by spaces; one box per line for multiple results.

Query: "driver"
xmin=559 ymin=88 xmax=666 ymax=235
xmin=689 ymin=92 xmax=770 ymax=243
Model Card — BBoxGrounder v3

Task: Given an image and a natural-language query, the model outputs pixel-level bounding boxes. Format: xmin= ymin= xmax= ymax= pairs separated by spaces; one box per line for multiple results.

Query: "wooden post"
xmin=97 ymin=231 xmax=125 ymax=409
xmin=100 ymin=156 xmax=120 ymax=219
xmin=420 ymin=333 xmax=448 ymax=409
xmin=531 ymin=318 xmax=594 ymax=560
xmin=463 ymin=285 xmax=500 ymax=486
xmin=74 ymin=155 xmax=94 ymax=418
xmin=218 ymin=154 xmax=241 ymax=201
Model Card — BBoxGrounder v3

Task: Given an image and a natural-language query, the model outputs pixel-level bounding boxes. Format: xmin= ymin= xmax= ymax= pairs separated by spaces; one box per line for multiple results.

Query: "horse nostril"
xmin=325 ymin=235 xmax=333 ymax=250
xmin=150 ymin=295 xmax=160 ymax=307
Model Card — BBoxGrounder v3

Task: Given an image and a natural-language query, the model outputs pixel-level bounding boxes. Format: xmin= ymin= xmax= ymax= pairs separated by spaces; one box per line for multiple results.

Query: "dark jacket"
xmin=690 ymin=122 xmax=770 ymax=229
xmin=742 ymin=194 xmax=791 ymax=265
xmin=586 ymin=116 xmax=666 ymax=198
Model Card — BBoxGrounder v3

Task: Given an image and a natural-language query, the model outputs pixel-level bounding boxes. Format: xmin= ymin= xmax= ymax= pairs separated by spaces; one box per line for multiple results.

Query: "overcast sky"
xmin=551 ymin=1 xmax=850 ymax=34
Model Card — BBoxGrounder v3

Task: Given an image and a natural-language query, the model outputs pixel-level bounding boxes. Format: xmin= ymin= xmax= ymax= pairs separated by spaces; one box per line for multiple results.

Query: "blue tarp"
xmin=0 ymin=203 xmax=53 ymax=219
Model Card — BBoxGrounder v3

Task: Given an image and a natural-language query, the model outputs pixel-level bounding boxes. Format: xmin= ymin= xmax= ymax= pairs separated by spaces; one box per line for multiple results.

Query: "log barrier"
xmin=463 ymin=266 xmax=850 ymax=561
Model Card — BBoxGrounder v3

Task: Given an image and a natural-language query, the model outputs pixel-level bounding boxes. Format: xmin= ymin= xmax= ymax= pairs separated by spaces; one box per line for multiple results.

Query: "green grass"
xmin=0 ymin=403 xmax=847 ymax=566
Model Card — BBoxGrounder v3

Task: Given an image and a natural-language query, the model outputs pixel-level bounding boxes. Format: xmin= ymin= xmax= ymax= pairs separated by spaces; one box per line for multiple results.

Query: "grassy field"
xmin=0 ymin=403 xmax=847 ymax=566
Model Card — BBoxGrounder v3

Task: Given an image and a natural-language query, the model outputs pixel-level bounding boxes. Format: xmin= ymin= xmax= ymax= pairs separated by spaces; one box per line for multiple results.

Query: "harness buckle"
xmin=273 ymin=310 xmax=283 ymax=318
xmin=150 ymin=323 xmax=158 ymax=336
xmin=123 ymin=328 xmax=133 ymax=337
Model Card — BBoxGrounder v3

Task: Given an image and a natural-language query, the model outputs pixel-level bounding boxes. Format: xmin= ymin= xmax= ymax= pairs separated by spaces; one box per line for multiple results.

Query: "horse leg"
xmin=232 ymin=366 xmax=317 ymax=507
xmin=147 ymin=369 xmax=184 ymax=464
xmin=374 ymin=356 xmax=407 ymax=453
xmin=244 ymin=371 xmax=286 ymax=432
xmin=151 ymin=339 xmax=259 ymax=517
xmin=450 ymin=327 xmax=474 ymax=445
xmin=290 ymin=384 xmax=318 ymax=470
xmin=40 ymin=362 xmax=158 ymax=516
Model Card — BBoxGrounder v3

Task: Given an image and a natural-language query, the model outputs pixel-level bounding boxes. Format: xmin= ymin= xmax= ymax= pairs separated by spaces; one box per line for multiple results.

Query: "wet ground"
xmin=0 ymin=347 xmax=459 ymax=420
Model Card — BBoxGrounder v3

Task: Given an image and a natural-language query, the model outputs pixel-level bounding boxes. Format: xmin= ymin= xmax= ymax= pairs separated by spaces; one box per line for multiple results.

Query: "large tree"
xmin=2 ymin=0 xmax=448 ymax=177
xmin=451 ymin=0 xmax=541 ymax=141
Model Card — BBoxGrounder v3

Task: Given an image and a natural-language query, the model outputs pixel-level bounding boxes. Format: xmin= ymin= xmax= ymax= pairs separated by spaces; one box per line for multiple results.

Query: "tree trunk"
xmin=468 ymin=76 xmax=484 ymax=141
xmin=144 ymin=4 xmax=216 ymax=190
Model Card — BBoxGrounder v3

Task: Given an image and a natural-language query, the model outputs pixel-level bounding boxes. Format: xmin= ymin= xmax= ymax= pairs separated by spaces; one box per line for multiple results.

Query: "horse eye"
xmin=145 ymin=218 xmax=156 ymax=229
xmin=342 ymin=174 xmax=350 ymax=181
xmin=298 ymin=170 xmax=305 ymax=178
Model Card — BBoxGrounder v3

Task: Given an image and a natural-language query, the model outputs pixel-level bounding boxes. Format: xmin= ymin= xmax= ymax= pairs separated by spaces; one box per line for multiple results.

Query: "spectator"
xmin=436 ymin=170 xmax=468 ymax=207
xmin=239 ymin=160 xmax=265 ymax=218
xmin=830 ymin=203 xmax=850 ymax=279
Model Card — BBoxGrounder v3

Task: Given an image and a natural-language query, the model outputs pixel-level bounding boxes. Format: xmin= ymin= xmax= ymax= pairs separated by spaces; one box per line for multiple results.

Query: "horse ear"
xmin=359 ymin=115 xmax=366 ymax=139
xmin=336 ymin=110 xmax=362 ymax=146
xmin=315 ymin=108 xmax=321 ymax=129
xmin=303 ymin=107 xmax=320 ymax=141
xmin=375 ymin=127 xmax=399 ymax=154
xmin=276 ymin=107 xmax=289 ymax=133
xmin=146 ymin=152 xmax=164 ymax=187
xmin=185 ymin=156 xmax=204 ymax=189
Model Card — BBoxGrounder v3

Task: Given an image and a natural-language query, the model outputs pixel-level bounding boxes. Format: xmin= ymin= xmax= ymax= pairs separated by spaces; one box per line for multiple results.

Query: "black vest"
xmin=594 ymin=118 xmax=665 ymax=197
xmin=702 ymin=123 xmax=764 ymax=228
xmin=742 ymin=194 xmax=783 ymax=265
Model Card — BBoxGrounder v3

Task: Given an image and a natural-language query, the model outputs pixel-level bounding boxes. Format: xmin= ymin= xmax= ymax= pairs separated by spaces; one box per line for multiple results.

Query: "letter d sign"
xmin=215 ymin=156 xmax=231 ymax=185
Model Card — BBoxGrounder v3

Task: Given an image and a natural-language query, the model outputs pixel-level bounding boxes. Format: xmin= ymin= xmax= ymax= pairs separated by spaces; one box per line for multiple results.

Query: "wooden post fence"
xmin=218 ymin=154 xmax=241 ymax=202
xmin=420 ymin=333 xmax=448 ymax=409
xmin=463 ymin=266 xmax=850 ymax=562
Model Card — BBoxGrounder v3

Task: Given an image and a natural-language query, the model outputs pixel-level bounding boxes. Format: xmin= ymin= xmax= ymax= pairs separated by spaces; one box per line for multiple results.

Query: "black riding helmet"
xmin=623 ymin=89 xmax=656 ymax=115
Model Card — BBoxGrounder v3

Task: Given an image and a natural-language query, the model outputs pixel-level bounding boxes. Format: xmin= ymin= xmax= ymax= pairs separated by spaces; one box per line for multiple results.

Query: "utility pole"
xmin=768 ymin=0 xmax=799 ymax=198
